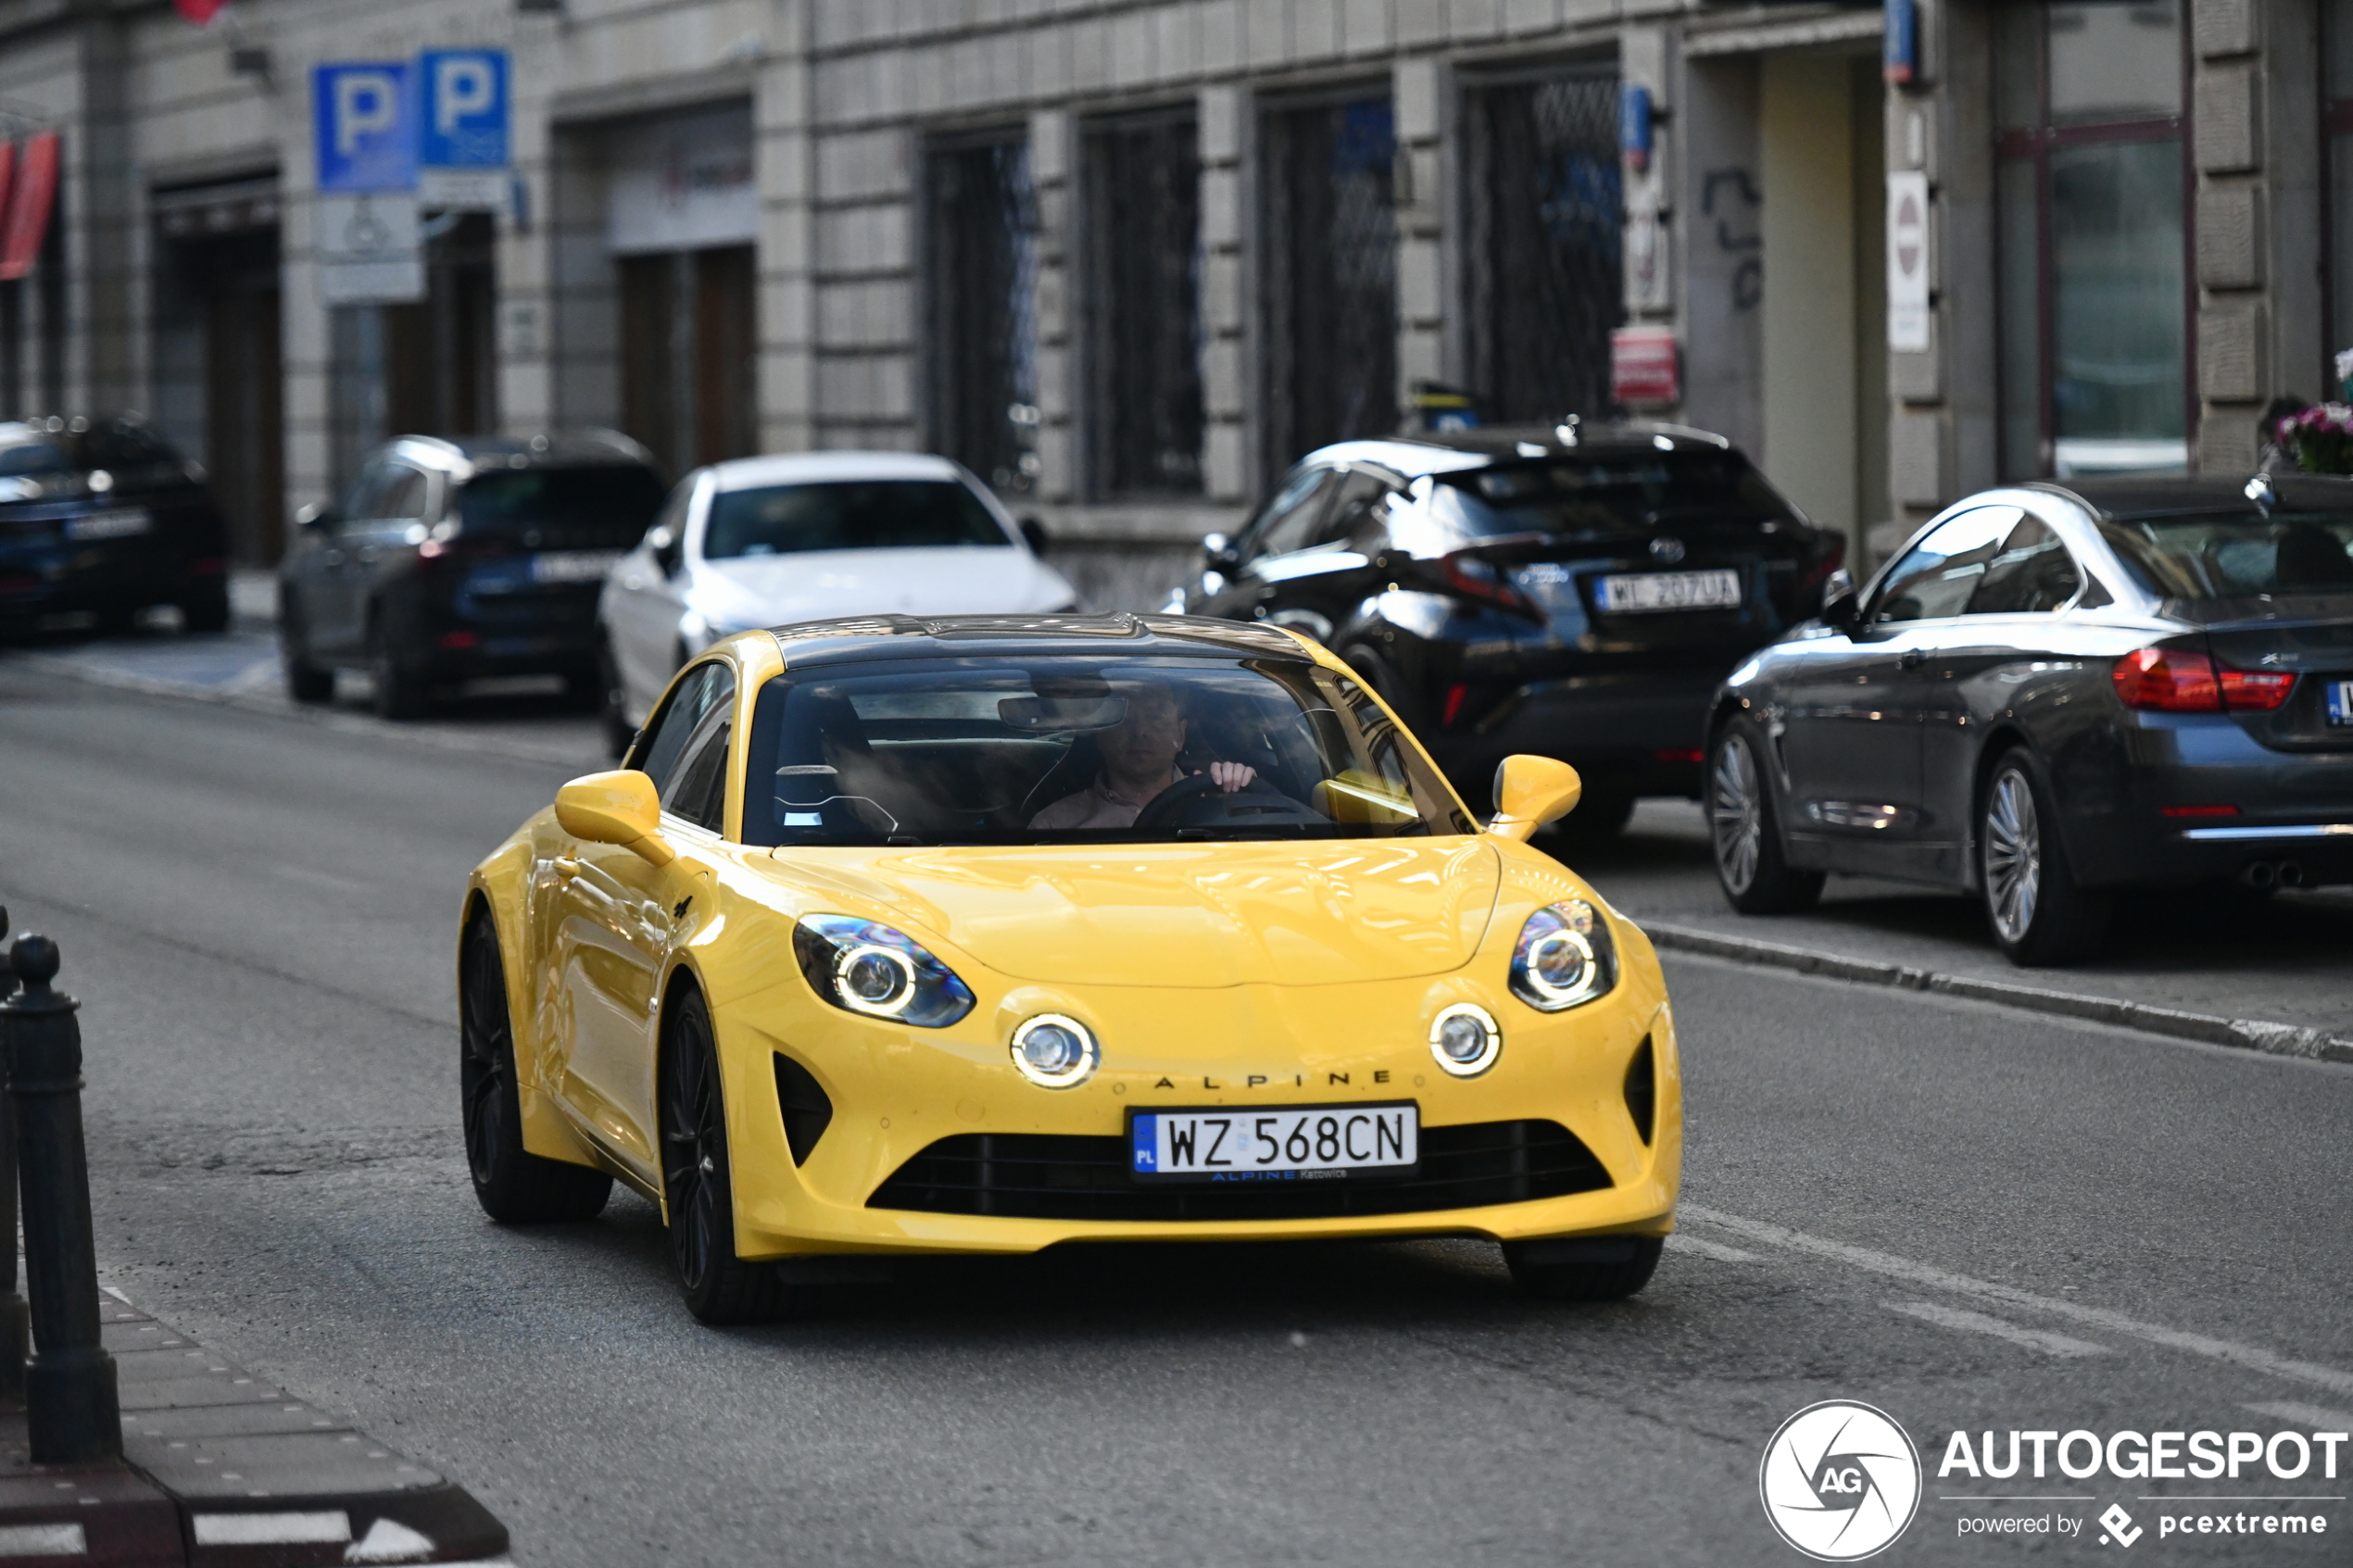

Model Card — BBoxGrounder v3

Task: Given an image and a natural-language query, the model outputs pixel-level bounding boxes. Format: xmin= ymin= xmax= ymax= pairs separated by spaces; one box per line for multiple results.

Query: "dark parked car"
xmin=1706 ymin=474 xmax=2353 ymax=964
xmin=1168 ymin=424 xmax=1843 ymax=827
xmin=279 ymin=433 xmax=666 ymax=718
xmin=0 ymin=414 xmax=230 ymax=635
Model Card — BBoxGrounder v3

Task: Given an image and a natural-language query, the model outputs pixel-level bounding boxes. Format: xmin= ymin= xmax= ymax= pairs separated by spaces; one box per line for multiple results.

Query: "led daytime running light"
xmin=1509 ymin=898 xmax=1618 ymax=1013
xmin=1428 ymin=1002 xmax=1503 ymax=1078
xmin=1010 ymin=1013 xmax=1100 ymax=1088
xmin=791 ymin=915 xmax=975 ymax=1029
xmin=833 ymin=944 xmax=917 ymax=1016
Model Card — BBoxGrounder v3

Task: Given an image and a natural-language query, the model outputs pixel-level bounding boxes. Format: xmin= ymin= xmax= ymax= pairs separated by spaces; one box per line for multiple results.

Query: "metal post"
xmin=0 ymin=934 xmax=118 ymax=1461
xmin=0 ymin=909 xmax=25 ymax=1405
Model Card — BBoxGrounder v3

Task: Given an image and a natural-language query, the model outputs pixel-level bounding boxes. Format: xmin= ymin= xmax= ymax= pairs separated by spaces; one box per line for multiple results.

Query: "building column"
xmin=1201 ymin=85 xmax=1248 ymax=505
xmin=1029 ymin=109 xmax=1077 ymax=504
xmin=760 ymin=1 xmax=819 ymax=456
xmin=1393 ymin=56 xmax=1445 ymax=432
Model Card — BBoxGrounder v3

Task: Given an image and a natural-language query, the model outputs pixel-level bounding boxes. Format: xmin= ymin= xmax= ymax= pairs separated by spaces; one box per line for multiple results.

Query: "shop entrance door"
xmin=619 ymin=245 xmax=757 ymax=478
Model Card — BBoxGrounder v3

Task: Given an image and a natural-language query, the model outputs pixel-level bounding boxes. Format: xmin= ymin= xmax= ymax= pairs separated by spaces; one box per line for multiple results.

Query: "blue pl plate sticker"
xmin=1131 ymin=1115 xmax=1157 ymax=1173
xmin=2329 ymin=680 xmax=2353 ymax=726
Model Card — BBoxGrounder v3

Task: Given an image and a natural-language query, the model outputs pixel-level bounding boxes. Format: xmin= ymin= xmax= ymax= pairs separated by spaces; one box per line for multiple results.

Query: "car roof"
xmin=754 ymin=612 xmax=1314 ymax=668
xmin=709 ymin=450 xmax=967 ymax=490
xmin=2031 ymin=473 xmax=2353 ymax=520
xmin=386 ymin=431 xmax=656 ymax=474
xmin=1299 ymin=421 xmax=1740 ymax=482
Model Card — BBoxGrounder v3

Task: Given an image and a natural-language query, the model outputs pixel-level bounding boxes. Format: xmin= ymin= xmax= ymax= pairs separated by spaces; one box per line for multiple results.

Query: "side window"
xmin=339 ymin=459 xmax=395 ymax=525
xmin=1870 ymin=507 xmax=2024 ymax=625
xmin=633 ymin=663 xmax=730 ymax=793
xmin=377 ymin=465 xmax=432 ymax=523
xmin=1242 ymin=466 xmax=1339 ymax=561
xmin=1967 ymin=515 xmax=2083 ymax=614
xmin=661 ymin=681 xmax=736 ymax=834
xmin=1315 ymin=471 xmax=1393 ymax=548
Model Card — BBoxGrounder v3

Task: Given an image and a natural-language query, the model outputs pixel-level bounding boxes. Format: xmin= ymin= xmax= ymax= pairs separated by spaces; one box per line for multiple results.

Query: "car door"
xmin=606 ymin=475 xmax=698 ymax=726
xmin=1197 ymin=464 xmax=1340 ymax=624
xmin=308 ymin=459 xmax=396 ymax=659
xmin=547 ymin=660 xmax=732 ymax=1177
xmin=1914 ymin=508 xmax=2089 ymax=883
xmin=345 ymin=461 xmax=435 ymax=648
xmin=1255 ymin=468 xmax=1395 ymax=646
xmin=1777 ymin=509 xmax=2015 ymax=877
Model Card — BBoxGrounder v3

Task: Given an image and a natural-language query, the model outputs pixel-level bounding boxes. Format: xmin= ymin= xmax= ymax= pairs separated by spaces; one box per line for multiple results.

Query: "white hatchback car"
xmin=595 ymin=451 xmax=1077 ymax=754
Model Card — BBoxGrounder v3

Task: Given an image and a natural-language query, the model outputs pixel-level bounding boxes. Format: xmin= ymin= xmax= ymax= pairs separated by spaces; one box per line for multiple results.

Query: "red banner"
xmin=1610 ymin=325 xmax=1680 ymax=408
xmin=172 ymin=0 xmax=230 ymax=24
xmin=0 ymin=132 xmax=57 ymax=282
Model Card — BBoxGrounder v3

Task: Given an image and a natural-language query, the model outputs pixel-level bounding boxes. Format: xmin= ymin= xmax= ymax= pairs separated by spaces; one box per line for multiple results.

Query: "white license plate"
xmin=1595 ymin=568 xmax=1742 ymax=613
xmin=2328 ymin=679 xmax=2353 ymax=726
xmin=64 ymin=508 xmax=150 ymax=542
xmin=1129 ymin=1103 xmax=1418 ymax=1184
xmin=529 ymin=549 xmax=622 ymax=584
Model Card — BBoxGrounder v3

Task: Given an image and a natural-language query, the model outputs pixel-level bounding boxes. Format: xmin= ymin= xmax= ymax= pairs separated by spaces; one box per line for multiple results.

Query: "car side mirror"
xmin=1820 ymin=569 xmax=1859 ymax=633
xmin=1202 ymin=532 xmax=1239 ymax=572
xmin=646 ymin=524 xmax=682 ymax=577
xmin=1485 ymin=755 xmax=1581 ymax=843
xmin=1017 ymin=515 xmax=1050 ymax=555
xmin=554 ymin=770 xmax=676 ymax=867
xmin=295 ymin=502 xmax=334 ymax=533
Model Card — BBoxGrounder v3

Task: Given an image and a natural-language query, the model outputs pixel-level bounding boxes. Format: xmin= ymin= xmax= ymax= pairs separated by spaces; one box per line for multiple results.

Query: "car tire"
xmin=1548 ymin=791 xmax=1635 ymax=847
xmin=177 ymin=579 xmax=231 ymax=634
xmin=1504 ymin=1236 xmax=1664 ymax=1302
xmin=1980 ymin=749 xmax=2110 ymax=966
xmin=281 ymin=615 xmax=335 ymax=705
xmin=661 ymin=984 xmax=806 ymax=1325
xmin=368 ymin=624 xmax=431 ymax=720
xmin=1707 ymin=718 xmax=1824 ymax=914
xmin=459 ymin=918 xmax=614 ymax=1224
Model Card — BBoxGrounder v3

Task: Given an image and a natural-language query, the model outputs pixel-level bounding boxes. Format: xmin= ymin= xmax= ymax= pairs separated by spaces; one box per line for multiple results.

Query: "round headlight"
xmin=1509 ymin=898 xmax=1617 ymax=1013
xmin=1010 ymin=1013 xmax=1099 ymax=1088
xmin=835 ymin=944 xmax=916 ymax=1015
xmin=1428 ymin=1002 xmax=1502 ymax=1078
xmin=1523 ymin=929 xmax=1595 ymax=1004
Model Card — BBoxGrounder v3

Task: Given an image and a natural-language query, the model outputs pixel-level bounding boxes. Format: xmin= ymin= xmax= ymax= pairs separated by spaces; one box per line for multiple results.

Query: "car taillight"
xmin=1438 ymin=551 xmax=1540 ymax=617
xmin=2111 ymin=648 xmax=2295 ymax=712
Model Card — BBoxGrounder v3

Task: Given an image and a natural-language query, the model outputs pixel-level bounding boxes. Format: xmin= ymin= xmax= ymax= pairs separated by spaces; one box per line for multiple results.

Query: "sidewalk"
xmin=0 ymin=1294 xmax=508 ymax=1566
xmin=1579 ymin=800 xmax=2353 ymax=1050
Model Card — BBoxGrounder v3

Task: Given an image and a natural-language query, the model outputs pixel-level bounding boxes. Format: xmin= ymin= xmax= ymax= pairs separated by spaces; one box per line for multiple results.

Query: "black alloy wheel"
xmin=368 ymin=622 xmax=430 ymax=720
xmin=459 ymin=918 xmax=613 ymax=1223
xmin=660 ymin=985 xmax=799 ymax=1324
xmin=1503 ymin=1236 xmax=1664 ymax=1301
xmin=1707 ymin=718 xmax=1823 ymax=913
xmin=281 ymin=608 xmax=334 ymax=704
xmin=1980 ymin=748 xmax=2110 ymax=966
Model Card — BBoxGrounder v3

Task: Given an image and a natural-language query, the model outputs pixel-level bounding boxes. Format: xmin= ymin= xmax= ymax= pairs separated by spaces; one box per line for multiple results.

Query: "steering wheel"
xmin=1130 ymin=771 xmax=1319 ymax=833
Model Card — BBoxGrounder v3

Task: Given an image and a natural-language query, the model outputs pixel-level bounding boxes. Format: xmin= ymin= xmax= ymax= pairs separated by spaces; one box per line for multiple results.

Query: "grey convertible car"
xmin=1706 ymin=474 xmax=2353 ymax=964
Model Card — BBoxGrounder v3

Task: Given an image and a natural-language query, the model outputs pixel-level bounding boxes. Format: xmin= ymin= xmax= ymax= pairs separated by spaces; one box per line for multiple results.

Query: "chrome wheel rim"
xmin=1710 ymin=735 xmax=1764 ymax=894
xmin=1984 ymin=769 xmax=2042 ymax=943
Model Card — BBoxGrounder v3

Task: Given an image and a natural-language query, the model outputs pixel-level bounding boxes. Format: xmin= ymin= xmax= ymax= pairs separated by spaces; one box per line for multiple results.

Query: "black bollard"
xmin=0 ymin=909 xmax=24 ymax=1403
xmin=1 ymin=934 xmax=118 ymax=1461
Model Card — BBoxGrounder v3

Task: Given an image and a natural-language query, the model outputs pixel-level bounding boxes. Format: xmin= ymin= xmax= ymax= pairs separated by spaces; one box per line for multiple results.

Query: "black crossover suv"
xmin=0 ymin=414 xmax=230 ymax=634
xmin=1169 ymin=424 xmax=1843 ymax=827
xmin=1707 ymin=474 xmax=2353 ymax=965
xmin=279 ymin=433 xmax=666 ymax=718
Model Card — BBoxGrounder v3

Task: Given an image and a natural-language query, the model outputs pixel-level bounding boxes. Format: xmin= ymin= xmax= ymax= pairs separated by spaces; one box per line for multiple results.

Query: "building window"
xmin=1460 ymin=69 xmax=1623 ymax=426
xmin=1260 ymin=94 xmax=1396 ymax=482
xmin=1995 ymin=0 xmax=2189 ymax=480
xmin=2326 ymin=10 xmax=2353 ymax=392
xmin=1084 ymin=109 xmax=1202 ymax=497
xmin=925 ymin=133 xmax=1038 ymax=496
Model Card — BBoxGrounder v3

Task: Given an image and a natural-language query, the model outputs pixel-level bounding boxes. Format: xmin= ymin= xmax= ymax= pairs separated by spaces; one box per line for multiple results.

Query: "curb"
xmin=1640 ymin=919 xmax=2353 ymax=1066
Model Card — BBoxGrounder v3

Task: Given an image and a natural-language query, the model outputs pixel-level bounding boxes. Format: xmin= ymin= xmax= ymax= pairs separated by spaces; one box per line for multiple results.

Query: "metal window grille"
xmin=1261 ymin=96 xmax=1397 ymax=482
xmin=1084 ymin=111 xmax=1203 ymax=497
xmin=1461 ymin=70 xmax=1624 ymax=424
xmin=926 ymin=135 xmax=1039 ymax=495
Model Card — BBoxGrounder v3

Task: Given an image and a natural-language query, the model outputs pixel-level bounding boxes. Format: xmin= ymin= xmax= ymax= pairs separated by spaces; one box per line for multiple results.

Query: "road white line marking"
xmin=1682 ymin=1204 xmax=2353 ymax=1399
xmin=1889 ymin=1300 xmax=2112 ymax=1358
xmin=2243 ymin=1400 xmax=2353 ymax=1430
xmin=1667 ymin=1235 xmax=1760 ymax=1262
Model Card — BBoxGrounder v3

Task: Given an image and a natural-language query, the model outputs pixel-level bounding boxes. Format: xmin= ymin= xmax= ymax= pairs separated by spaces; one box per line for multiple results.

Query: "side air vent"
xmin=773 ymin=1053 xmax=834 ymax=1165
xmin=1623 ymin=1035 xmax=1655 ymax=1147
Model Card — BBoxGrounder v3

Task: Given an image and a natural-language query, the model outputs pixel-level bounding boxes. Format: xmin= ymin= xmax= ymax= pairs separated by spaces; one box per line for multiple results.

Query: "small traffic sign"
xmin=419 ymin=50 xmax=509 ymax=169
xmin=312 ymin=62 xmax=414 ymax=194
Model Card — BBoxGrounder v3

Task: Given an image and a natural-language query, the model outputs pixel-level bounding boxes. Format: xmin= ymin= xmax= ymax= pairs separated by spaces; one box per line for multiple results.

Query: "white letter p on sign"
xmin=435 ymin=57 xmax=495 ymax=136
xmin=333 ymin=72 xmax=398 ymax=157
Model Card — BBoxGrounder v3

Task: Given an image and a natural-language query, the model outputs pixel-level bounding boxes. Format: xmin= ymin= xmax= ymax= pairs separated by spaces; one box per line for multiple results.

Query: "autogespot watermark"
xmin=1760 ymin=1403 xmax=2348 ymax=1555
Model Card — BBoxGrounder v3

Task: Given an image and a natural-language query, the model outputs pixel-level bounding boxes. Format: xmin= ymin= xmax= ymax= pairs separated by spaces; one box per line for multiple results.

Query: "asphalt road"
xmin=2 ymin=667 xmax=2349 ymax=1565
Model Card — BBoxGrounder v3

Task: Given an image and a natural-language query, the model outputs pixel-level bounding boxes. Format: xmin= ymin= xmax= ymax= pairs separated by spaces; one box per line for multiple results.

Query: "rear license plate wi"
xmin=1594 ymin=569 xmax=1742 ymax=613
xmin=2328 ymin=679 xmax=2353 ymax=726
xmin=63 ymin=508 xmax=150 ymax=542
xmin=529 ymin=550 xmax=622 ymax=584
xmin=1128 ymin=1103 xmax=1419 ymax=1185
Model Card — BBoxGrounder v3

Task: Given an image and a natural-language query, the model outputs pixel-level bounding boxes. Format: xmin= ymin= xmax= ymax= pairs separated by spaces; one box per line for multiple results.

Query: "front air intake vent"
xmin=866 ymin=1119 xmax=1610 ymax=1222
xmin=773 ymin=1053 xmax=834 ymax=1165
xmin=1623 ymin=1035 xmax=1655 ymax=1147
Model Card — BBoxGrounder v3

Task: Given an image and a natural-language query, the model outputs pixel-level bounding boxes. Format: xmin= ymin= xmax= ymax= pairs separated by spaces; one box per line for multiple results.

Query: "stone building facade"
xmin=0 ymin=0 xmax=2341 ymax=607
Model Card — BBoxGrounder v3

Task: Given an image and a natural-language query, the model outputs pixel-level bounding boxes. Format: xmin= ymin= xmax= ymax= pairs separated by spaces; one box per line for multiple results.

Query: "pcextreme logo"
xmin=1760 ymin=1400 xmax=1925 ymax=1561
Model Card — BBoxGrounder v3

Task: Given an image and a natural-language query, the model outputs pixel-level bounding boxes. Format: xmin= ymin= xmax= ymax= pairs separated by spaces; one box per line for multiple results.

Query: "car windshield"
xmin=2097 ymin=511 xmax=2353 ymax=602
xmin=1440 ymin=450 xmax=1801 ymax=537
xmin=741 ymin=654 xmax=1473 ymax=847
xmin=704 ymin=480 xmax=1009 ymax=560
xmin=459 ymin=467 xmax=667 ymax=545
xmin=0 ymin=420 xmax=181 ymax=480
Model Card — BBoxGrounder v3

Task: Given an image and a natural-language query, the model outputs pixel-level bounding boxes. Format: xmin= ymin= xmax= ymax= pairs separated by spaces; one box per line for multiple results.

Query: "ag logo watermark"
xmin=1760 ymin=1400 xmax=1924 ymax=1561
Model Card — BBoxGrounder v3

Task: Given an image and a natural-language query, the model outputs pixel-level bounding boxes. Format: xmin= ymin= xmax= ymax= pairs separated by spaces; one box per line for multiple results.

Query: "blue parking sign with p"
xmin=313 ymin=63 xmax=414 ymax=193
xmin=420 ymin=51 xmax=509 ymax=169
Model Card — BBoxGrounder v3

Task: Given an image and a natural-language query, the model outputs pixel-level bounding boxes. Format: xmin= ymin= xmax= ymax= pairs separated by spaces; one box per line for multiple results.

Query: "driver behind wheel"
xmin=1027 ymin=682 xmax=1256 ymax=829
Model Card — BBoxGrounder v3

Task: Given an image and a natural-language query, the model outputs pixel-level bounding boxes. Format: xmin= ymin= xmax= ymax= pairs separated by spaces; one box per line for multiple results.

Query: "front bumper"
xmin=707 ymin=947 xmax=1682 ymax=1261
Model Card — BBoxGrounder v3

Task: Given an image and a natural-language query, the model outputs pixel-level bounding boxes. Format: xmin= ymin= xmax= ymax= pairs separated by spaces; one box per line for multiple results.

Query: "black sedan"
xmin=1169 ymin=423 xmax=1843 ymax=828
xmin=1707 ymin=474 xmax=2353 ymax=964
xmin=0 ymin=415 xmax=230 ymax=634
xmin=279 ymin=433 xmax=666 ymax=718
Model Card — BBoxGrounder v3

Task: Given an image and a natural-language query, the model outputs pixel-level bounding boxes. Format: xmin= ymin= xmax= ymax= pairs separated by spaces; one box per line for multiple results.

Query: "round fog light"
xmin=1010 ymin=1013 xmax=1099 ymax=1088
xmin=1428 ymin=1002 xmax=1502 ymax=1078
xmin=835 ymin=945 xmax=916 ymax=1015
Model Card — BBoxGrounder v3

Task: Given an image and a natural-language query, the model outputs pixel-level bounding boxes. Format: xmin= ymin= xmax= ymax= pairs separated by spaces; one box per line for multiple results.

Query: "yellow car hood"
xmin=764 ymin=838 xmax=1503 ymax=987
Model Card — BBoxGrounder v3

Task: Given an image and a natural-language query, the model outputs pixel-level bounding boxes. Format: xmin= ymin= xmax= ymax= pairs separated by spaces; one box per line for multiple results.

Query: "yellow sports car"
xmin=459 ymin=615 xmax=1680 ymax=1322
